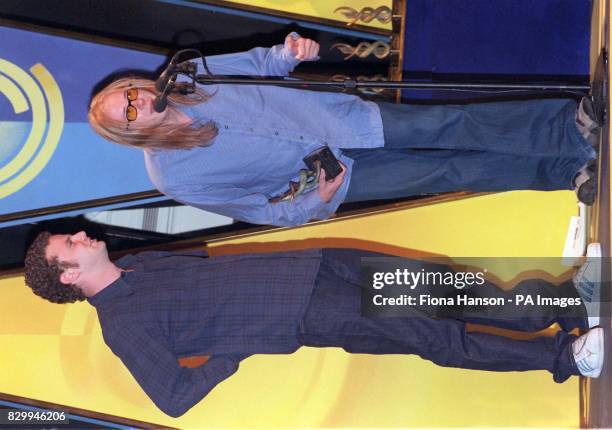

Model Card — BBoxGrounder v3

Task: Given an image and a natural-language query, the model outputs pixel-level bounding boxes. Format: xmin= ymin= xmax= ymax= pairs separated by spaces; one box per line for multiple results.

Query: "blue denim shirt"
xmin=144 ymin=40 xmax=384 ymax=226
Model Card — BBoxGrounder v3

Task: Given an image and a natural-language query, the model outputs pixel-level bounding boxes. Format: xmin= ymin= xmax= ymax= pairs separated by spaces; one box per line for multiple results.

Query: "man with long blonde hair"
xmin=89 ymin=33 xmax=601 ymax=227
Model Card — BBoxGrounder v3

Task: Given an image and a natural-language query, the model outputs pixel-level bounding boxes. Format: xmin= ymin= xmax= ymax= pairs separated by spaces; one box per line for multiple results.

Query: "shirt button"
xmin=224 ymin=125 xmax=229 ymax=129
xmin=274 ymin=131 xmax=279 ymax=136
xmin=299 ymin=136 xmax=304 ymax=140
xmin=250 ymin=127 xmax=254 ymax=132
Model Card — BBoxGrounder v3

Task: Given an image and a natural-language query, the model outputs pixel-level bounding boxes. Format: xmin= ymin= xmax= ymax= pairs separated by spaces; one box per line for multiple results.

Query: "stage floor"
xmin=582 ymin=0 xmax=611 ymax=428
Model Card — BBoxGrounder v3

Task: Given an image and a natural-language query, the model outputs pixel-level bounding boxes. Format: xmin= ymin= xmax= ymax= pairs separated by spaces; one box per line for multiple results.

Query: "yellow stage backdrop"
xmin=0 ymin=190 xmax=580 ymax=428
xmin=221 ymin=0 xmax=393 ymax=30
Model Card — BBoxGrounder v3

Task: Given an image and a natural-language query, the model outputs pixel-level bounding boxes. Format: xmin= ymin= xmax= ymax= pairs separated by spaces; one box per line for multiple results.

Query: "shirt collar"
xmin=178 ymin=105 xmax=210 ymax=125
xmin=87 ymin=275 xmax=134 ymax=307
xmin=87 ymin=254 xmax=139 ymax=307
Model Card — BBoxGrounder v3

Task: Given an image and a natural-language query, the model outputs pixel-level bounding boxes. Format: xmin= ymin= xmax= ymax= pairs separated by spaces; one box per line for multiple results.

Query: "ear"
xmin=59 ymin=268 xmax=80 ymax=285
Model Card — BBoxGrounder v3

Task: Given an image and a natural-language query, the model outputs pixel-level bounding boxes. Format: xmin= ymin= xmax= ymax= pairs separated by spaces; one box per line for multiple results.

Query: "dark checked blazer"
xmin=88 ymin=249 xmax=321 ymax=417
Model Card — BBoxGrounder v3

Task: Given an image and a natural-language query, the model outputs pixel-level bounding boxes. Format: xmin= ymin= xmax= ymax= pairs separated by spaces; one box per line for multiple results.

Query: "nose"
xmin=134 ymin=96 xmax=147 ymax=110
xmin=71 ymin=231 xmax=87 ymax=241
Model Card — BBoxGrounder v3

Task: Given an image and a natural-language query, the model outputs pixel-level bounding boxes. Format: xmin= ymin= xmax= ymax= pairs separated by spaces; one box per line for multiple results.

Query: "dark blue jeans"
xmin=343 ymin=99 xmax=596 ymax=201
xmin=299 ymin=249 xmax=580 ymax=383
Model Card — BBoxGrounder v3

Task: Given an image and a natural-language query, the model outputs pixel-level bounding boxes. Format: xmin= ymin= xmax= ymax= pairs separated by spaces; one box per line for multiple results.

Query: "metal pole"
xmin=195 ymin=75 xmax=591 ymax=92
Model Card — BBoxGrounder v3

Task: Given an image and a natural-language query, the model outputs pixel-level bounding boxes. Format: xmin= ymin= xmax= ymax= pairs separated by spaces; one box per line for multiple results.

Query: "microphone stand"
xmin=194 ymin=74 xmax=590 ymax=93
xmin=155 ymin=48 xmax=591 ymax=111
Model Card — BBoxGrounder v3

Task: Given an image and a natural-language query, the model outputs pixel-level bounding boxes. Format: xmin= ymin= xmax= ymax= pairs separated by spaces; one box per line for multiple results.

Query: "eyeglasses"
xmin=125 ymin=88 xmax=138 ymax=122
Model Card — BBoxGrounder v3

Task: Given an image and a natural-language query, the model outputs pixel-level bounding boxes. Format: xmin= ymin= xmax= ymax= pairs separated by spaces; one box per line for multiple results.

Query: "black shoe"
xmin=576 ymin=160 xmax=597 ymax=205
xmin=588 ymin=50 xmax=607 ymax=126
xmin=577 ymin=97 xmax=602 ymax=149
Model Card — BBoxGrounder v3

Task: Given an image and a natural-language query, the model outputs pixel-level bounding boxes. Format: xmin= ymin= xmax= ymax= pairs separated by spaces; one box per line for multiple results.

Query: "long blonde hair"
xmin=88 ymin=77 xmax=218 ymax=150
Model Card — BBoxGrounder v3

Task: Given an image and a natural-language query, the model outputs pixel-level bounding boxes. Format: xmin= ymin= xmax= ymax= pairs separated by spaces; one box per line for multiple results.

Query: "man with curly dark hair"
xmin=23 ymin=230 xmax=605 ymax=417
xmin=24 ymin=231 xmax=86 ymax=303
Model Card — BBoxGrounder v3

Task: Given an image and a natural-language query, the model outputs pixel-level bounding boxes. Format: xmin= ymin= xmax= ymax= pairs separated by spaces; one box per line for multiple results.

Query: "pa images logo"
xmin=0 ymin=59 xmax=63 ymax=200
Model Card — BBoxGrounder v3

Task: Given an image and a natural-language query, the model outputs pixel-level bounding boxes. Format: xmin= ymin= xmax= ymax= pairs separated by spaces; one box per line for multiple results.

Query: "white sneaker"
xmin=573 ymin=242 xmax=602 ymax=328
xmin=572 ymin=327 xmax=604 ymax=378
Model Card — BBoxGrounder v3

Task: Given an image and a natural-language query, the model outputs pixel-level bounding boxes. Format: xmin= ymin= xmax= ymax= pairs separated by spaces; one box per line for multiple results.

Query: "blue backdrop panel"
xmin=402 ymin=0 xmax=591 ymax=98
xmin=0 ymin=26 xmax=166 ymax=223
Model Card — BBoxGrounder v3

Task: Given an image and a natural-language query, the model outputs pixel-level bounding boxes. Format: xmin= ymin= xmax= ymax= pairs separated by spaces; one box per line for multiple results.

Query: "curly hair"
xmin=24 ymin=232 xmax=86 ymax=304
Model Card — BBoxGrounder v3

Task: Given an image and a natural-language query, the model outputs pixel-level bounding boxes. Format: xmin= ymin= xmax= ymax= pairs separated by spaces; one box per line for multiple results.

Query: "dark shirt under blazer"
xmin=88 ymin=249 xmax=321 ymax=417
